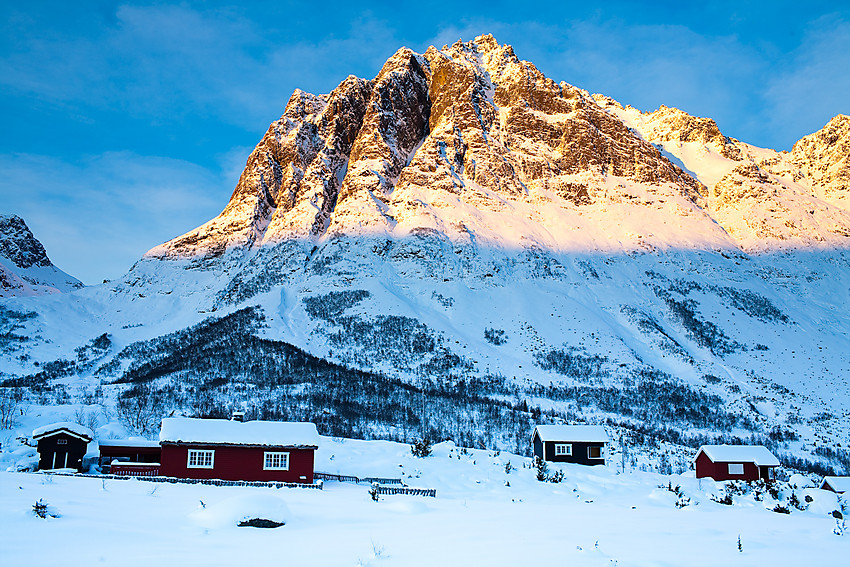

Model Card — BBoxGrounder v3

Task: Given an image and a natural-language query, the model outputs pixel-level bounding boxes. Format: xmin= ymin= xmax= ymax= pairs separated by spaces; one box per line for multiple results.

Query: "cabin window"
xmin=728 ymin=463 xmax=744 ymax=475
xmin=263 ymin=452 xmax=290 ymax=470
xmin=554 ymin=443 xmax=572 ymax=456
xmin=187 ymin=450 xmax=215 ymax=469
xmin=57 ymin=439 xmax=68 ymax=445
xmin=587 ymin=446 xmax=603 ymax=459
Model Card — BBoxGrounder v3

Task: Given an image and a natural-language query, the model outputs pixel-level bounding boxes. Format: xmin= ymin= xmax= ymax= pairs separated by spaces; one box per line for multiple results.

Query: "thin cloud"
xmin=764 ymin=17 xmax=850 ymax=148
xmin=0 ymin=5 xmax=404 ymax=131
xmin=0 ymin=152 xmax=234 ymax=284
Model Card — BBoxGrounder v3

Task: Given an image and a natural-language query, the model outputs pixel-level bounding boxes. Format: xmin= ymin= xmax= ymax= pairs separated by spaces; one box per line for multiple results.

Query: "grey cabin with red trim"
xmin=532 ymin=425 xmax=609 ymax=466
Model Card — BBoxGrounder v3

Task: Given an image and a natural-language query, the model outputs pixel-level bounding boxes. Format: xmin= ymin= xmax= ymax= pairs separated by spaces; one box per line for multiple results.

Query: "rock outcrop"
xmin=0 ymin=215 xmax=83 ymax=296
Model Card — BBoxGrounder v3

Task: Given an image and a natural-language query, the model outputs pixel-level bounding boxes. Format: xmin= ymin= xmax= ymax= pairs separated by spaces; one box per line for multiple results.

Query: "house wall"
xmin=540 ymin=439 xmax=606 ymax=466
xmin=695 ymin=452 xmax=767 ymax=481
xmin=533 ymin=434 xmax=544 ymax=459
xmin=37 ymin=433 xmax=88 ymax=472
xmin=160 ymin=444 xmax=315 ymax=483
xmin=99 ymin=445 xmax=162 ymax=464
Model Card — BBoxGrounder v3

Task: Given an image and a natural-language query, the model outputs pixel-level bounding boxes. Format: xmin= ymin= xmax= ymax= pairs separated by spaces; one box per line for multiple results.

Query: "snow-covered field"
xmin=2 ymin=436 xmax=846 ymax=566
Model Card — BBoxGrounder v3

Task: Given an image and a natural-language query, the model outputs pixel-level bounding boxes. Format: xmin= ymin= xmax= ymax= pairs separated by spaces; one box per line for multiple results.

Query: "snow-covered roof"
xmin=98 ymin=438 xmax=161 ymax=448
xmin=821 ymin=476 xmax=850 ymax=493
xmin=159 ymin=418 xmax=320 ymax=448
xmin=32 ymin=422 xmax=93 ymax=441
xmin=695 ymin=445 xmax=779 ymax=466
xmin=533 ymin=425 xmax=609 ymax=443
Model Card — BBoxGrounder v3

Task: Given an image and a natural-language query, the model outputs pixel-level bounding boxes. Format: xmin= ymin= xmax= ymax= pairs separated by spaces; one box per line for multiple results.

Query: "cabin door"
xmin=52 ymin=451 xmax=67 ymax=469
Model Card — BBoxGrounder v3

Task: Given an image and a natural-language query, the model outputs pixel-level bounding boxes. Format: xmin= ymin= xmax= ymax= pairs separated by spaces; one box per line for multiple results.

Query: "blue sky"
xmin=2 ymin=1 xmax=848 ymax=284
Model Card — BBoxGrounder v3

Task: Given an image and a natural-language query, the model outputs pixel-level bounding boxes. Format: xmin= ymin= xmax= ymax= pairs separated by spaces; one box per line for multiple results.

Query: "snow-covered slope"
xmin=0 ymin=215 xmax=83 ymax=297
xmin=2 ymin=35 xmax=850 ymax=475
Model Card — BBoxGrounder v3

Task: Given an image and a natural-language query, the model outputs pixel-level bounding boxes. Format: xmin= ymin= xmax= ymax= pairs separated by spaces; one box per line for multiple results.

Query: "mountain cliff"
xmin=0 ymin=215 xmax=82 ymax=297
xmin=149 ymin=35 xmax=850 ymax=264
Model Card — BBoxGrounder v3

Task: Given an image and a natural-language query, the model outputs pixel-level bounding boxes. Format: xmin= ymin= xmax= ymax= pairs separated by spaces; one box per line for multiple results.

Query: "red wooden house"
xmin=159 ymin=418 xmax=319 ymax=483
xmin=694 ymin=445 xmax=779 ymax=481
xmin=820 ymin=476 xmax=850 ymax=493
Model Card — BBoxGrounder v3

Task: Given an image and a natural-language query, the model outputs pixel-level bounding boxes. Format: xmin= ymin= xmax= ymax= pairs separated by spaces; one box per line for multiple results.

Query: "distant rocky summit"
xmin=0 ymin=215 xmax=82 ymax=297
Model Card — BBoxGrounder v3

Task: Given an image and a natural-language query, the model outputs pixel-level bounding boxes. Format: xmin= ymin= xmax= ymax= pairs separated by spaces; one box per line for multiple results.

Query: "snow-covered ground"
xmin=1 ymin=436 xmax=846 ymax=566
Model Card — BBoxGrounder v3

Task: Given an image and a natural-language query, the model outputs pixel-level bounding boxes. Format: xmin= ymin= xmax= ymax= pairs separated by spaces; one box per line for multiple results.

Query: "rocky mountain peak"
xmin=791 ymin=114 xmax=850 ymax=201
xmin=149 ymin=35 xmax=710 ymax=260
xmin=0 ymin=215 xmax=52 ymax=269
xmin=634 ymin=105 xmax=742 ymax=160
xmin=147 ymin=36 xmax=849 ymax=263
xmin=0 ymin=215 xmax=82 ymax=297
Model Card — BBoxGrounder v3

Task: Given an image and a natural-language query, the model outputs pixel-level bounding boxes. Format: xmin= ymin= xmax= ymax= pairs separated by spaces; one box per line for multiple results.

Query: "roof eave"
xmin=33 ymin=428 xmax=92 ymax=442
xmin=160 ymin=441 xmax=318 ymax=449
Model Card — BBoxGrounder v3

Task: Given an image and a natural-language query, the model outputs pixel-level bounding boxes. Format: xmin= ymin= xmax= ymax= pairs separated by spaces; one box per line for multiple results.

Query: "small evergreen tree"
xmin=411 ymin=438 xmax=432 ymax=458
xmin=534 ymin=456 xmax=549 ymax=482
xmin=32 ymin=500 xmax=49 ymax=518
xmin=369 ymin=483 xmax=380 ymax=502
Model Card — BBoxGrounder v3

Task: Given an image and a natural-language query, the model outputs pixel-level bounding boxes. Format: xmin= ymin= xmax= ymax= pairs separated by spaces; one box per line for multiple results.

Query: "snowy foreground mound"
xmin=1 ymin=437 xmax=847 ymax=566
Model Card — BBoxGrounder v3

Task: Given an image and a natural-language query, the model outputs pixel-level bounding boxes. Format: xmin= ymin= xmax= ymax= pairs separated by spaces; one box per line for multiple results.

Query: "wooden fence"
xmin=375 ymin=485 xmax=436 ymax=498
xmin=314 ymin=471 xmax=403 ymax=485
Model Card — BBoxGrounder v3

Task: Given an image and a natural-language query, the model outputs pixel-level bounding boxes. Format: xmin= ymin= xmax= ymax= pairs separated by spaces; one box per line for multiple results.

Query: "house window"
xmin=728 ymin=463 xmax=744 ymax=475
xmin=57 ymin=439 xmax=68 ymax=445
xmin=587 ymin=446 xmax=603 ymax=459
xmin=554 ymin=443 xmax=572 ymax=456
xmin=187 ymin=449 xmax=214 ymax=469
xmin=263 ymin=452 xmax=289 ymax=470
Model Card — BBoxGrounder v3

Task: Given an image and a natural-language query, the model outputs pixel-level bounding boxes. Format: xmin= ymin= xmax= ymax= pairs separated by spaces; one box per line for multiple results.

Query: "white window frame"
xmin=727 ymin=463 xmax=744 ymax=475
xmin=587 ymin=445 xmax=604 ymax=459
xmin=263 ymin=451 xmax=290 ymax=470
xmin=553 ymin=443 xmax=572 ymax=456
xmin=57 ymin=439 xmax=68 ymax=445
xmin=187 ymin=449 xmax=215 ymax=469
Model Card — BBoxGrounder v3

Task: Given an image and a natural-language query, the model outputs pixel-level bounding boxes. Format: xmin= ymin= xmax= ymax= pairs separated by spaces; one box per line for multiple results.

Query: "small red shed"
xmin=159 ymin=418 xmax=319 ymax=483
xmin=820 ymin=476 xmax=850 ymax=494
xmin=694 ymin=445 xmax=779 ymax=481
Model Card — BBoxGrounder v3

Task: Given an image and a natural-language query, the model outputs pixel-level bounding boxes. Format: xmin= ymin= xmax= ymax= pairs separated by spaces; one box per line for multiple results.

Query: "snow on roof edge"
xmin=159 ymin=418 xmax=320 ymax=447
xmin=32 ymin=421 xmax=94 ymax=441
xmin=822 ymin=476 xmax=850 ymax=492
xmin=533 ymin=425 xmax=610 ymax=443
xmin=694 ymin=445 xmax=780 ymax=466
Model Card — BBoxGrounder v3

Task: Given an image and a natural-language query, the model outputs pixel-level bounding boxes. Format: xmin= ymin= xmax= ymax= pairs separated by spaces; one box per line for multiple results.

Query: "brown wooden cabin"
xmin=820 ymin=476 xmax=850 ymax=494
xmin=532 ymin=425 xmax=609 ymax=466
xmin=158 ymin=417 xmax=320 ymax=483
xmin=33 ymin=422 xmax=93 ymax=472
xmin=694 ymin=445 xmax=779 ymax=481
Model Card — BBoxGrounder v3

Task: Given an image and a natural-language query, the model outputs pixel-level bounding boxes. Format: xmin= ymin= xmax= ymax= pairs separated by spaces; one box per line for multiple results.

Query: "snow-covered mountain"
xmin=2 ymin=35 xmax=849 ymax=474
xmin=0 ymin=215 xmax=82 ymax=297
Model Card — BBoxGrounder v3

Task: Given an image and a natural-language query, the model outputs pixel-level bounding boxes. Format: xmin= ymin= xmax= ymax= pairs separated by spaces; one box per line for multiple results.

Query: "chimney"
xmin=231 ymin=411 xmax=245 ymax=422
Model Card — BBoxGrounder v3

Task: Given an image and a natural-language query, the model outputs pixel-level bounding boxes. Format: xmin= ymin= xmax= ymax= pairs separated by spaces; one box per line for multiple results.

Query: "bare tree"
xmin=0 ymin=389 xmax=21 ymax=430
xmin=116 ymin=384 xmax=165 ymax=437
